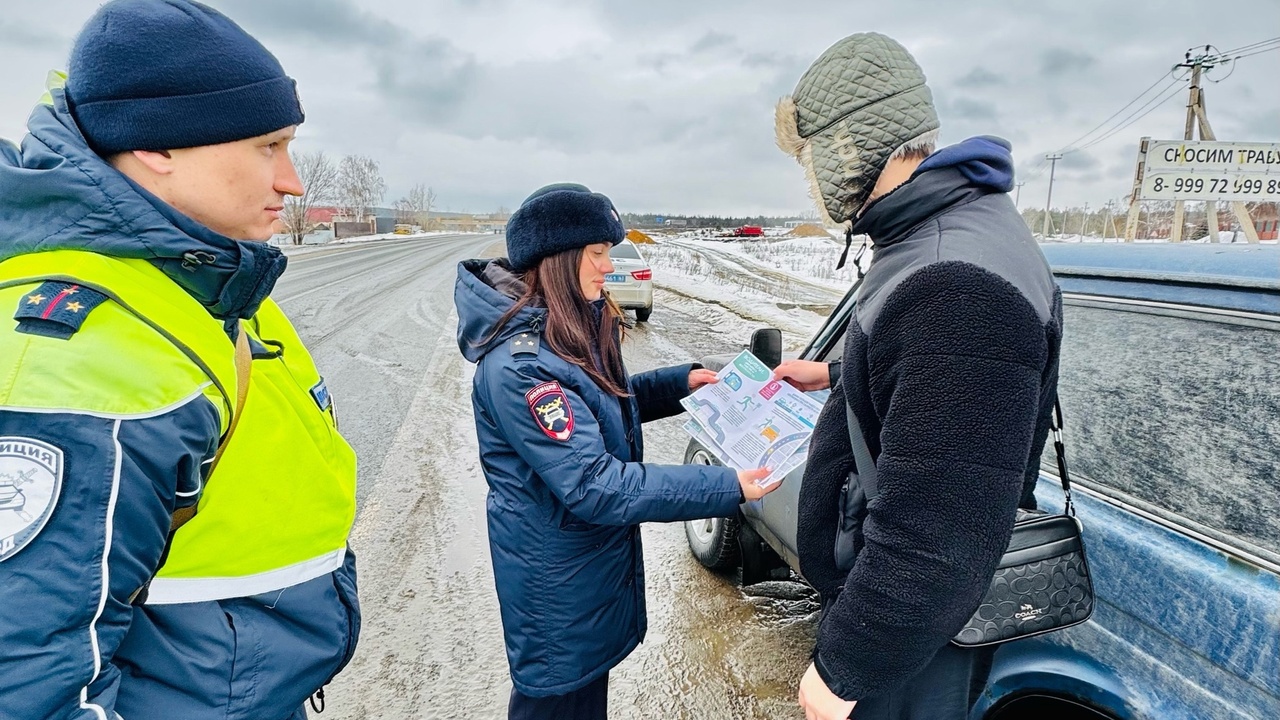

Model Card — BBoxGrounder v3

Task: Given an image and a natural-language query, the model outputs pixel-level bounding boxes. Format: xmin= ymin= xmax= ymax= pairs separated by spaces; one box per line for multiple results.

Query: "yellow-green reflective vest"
xmin=0 ymin=250 xmax=357 ymax=603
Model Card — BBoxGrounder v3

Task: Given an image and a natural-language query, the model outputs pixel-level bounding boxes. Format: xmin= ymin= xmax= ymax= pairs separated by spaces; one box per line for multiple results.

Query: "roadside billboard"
xmin=1138 ymin=140 xmax=1280 ymax=202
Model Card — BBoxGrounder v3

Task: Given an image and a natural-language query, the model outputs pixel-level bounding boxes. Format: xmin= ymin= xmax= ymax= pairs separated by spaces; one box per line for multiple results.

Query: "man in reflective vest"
xmin=0 ymin=2 xmax=359 ymax=718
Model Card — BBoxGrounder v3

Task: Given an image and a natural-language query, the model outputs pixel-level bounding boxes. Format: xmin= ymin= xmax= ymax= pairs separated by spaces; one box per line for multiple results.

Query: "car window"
xmin=1048 ymin=299 xmax=1280 ymax=558
xmin=610 ymin=243 xmax=642 ymax=260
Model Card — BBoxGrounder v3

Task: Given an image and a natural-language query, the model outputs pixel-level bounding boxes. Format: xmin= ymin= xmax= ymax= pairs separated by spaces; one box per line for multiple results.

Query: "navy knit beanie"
xmin=66 ymin=0 xmax=304 ymax=155
xmin=506 ymin=184 xmax=625 ymax=272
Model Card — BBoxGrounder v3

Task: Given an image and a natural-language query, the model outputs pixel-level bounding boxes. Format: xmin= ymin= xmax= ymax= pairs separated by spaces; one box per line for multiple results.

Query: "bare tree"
xmin=392 ymin=197 xmax=415 ymax=224
xmin=337 ymin=155 xmax=387 ymax=222
xmin=405 ymin=183 xmax=436 ymax=229
xmin=280 ymin=150 xmax=338 ymax=245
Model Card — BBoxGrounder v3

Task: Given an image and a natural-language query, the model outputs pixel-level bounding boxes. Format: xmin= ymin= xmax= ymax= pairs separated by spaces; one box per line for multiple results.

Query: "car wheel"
xmin=635 ymin=306 xmax=652 ymax=323
xmin=683 ymin=447 xmax=740 ymax=570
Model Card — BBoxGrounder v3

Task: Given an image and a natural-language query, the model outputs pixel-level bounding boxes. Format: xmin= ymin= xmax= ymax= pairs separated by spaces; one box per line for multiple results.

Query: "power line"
xmin=1218 ymin=36 xmax=1280 ymax=56
xmin=1230 ymin=44 xmax=1280 ymax=60
xmin=1053 ymin=70 xmax=1178 ymax=155
xmin=1070 ymin=80 xmax=1185 ymax=153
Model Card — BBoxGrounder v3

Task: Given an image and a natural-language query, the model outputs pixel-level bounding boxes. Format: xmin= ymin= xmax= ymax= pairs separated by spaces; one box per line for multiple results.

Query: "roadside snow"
xmin=639 ymin=233 xmax=864 ymax=342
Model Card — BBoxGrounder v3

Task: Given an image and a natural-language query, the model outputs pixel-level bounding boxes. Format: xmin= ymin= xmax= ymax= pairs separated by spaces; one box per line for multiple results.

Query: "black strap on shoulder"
xmin=844 ymin=395 xmax=879 ymax=501
xmin=844 ymin=396 xmax=1074 ymax=515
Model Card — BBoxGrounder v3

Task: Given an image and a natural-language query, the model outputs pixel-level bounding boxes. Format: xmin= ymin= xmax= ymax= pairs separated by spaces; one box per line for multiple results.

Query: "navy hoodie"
xmin=799 ymin=137 xmax=1063 ymax=700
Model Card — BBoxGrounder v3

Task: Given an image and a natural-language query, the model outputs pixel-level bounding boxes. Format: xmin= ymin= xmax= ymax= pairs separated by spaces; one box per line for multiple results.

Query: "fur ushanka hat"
xmin=775 ymin=32 xmax=940 ymax=227
xmin=505 ymin=183 xmax=624 ymax=272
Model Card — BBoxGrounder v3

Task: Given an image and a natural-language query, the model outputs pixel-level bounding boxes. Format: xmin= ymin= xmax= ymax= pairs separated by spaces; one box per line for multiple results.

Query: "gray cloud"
xmin=1040 ymin=48 xmax=1098 ymax=77
xmin=955 ymin=67 xmax=1005 ymax=88
xmin=691 ymin=31 xmax=735 ymax=54
xmin=218 ymin=0 xmax=399 ymax=46
xmin=2 ymin=0 xmax=1277 ymax=216
xmin=1060 ymin=151 xmax=1101 ymax=171
xmin=0 ymin=20 xmax=65 ymax=48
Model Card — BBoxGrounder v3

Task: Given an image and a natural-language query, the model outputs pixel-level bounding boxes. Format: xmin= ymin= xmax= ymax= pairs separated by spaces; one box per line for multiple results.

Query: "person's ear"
xmin=127 ymin=149 xmax=175 ymax=175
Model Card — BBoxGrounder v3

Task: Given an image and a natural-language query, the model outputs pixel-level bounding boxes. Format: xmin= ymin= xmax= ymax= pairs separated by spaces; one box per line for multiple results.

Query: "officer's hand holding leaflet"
xmin=688 ymin=367 xmax=719 ymax=390
xmin=738 ymin=467 xmax=775 ymax=499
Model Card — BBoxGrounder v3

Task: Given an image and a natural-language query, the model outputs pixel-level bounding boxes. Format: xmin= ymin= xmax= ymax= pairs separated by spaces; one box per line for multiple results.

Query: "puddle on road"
xmin=608 ymin=522 xmax=819 ymax=719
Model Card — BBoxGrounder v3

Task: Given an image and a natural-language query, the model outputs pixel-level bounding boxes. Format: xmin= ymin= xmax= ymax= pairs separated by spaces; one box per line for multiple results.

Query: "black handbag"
xmin=834 ymin=397 xmax=1095 ymax=647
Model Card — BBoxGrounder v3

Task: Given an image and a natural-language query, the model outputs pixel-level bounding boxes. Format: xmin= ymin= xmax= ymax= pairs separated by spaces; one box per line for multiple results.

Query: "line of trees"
xmin=280 ymin=151 xmax=341 ymax=246
xmin=392 ymin=184 xmax=437 ymax=230
xmin=622 ymin=213 xmax=816 ymax=229
xmin=281 ymin=151 xmax=440 ymax=245
xmin=1021 ymin=200 xmax=1275 ymax=240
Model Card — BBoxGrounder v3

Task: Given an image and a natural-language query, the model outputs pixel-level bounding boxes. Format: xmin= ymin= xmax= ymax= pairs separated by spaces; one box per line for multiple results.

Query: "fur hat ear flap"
xmin=774 ymin=96 xmax=805 ymax=158
xmin=777 ymin=95 xmax=841 ymax=229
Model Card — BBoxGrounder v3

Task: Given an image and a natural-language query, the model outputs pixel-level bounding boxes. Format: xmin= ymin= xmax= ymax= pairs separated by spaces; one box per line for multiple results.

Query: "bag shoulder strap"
xmin=844 ymin=394 xmax=879 ymax=501
xmin=844 ymin=395 xmax=1074 ymax=515
xmin=169 ymin=321 xmax=252 ymax=532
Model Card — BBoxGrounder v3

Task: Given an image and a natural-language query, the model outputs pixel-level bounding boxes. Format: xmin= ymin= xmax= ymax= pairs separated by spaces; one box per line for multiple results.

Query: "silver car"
xmin=605 ymin=240 xmax=653 ymax=322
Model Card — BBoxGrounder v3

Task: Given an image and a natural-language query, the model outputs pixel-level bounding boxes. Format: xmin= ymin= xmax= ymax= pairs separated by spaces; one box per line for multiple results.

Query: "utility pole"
xmin=1124 ymin=140 xmax=1149 ymax=242
xmin=1014 ymin=182 xmax=1025 ymax=209
xmin=1079 ymin=201 xmax=1090 ymax=238
xmin=1042 ymin=153 xmax=1063 ymax=238
xmin=1169 ymin=48 xmax=1259 ymax=243
xmin=1169 ymin=59 xmax=1203 ymax=243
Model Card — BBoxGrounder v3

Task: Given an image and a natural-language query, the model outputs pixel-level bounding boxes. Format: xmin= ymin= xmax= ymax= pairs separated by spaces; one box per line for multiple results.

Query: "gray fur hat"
xmin=775 ymin=32 xmax=940 ymax=225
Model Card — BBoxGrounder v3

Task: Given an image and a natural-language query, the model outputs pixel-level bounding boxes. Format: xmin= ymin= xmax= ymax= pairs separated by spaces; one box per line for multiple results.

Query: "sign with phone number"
xmin=1138 ymin=139 xmax=1280 ymax=201
xmin=1140 ymin=173 xmax=1280 ymax=202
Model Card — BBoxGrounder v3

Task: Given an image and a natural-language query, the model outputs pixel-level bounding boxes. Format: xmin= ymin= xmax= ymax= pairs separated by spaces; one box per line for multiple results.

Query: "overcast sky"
xmin=2 ymin=0 xmax=1277 ymax=217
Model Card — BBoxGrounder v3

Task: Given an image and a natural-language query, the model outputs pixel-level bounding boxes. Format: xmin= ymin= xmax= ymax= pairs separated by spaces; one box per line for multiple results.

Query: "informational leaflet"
xmin=680 ymin=351 xmax=825 ymax=488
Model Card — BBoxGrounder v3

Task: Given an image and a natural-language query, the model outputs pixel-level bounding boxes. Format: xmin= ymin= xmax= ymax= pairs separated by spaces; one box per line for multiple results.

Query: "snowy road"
xmin=275 ymin=235 xmax=822 ymax=719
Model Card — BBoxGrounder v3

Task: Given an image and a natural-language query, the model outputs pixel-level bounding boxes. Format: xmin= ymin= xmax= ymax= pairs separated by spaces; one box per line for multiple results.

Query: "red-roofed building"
xmin=307 ymin=206 xmax=340 ymax=225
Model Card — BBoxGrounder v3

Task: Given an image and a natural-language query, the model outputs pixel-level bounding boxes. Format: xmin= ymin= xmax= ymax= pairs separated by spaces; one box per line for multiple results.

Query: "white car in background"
xmin=605 ymin=240 xmax=653 ymax=322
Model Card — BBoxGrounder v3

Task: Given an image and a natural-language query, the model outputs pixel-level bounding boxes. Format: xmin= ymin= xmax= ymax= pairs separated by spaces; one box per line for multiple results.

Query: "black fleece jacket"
xmin=799 ymin=165 xmax=1063 ymax=700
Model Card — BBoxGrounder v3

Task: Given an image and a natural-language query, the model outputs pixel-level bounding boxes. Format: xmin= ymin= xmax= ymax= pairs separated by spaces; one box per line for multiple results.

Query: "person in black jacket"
xmin=773 ymin=34 xmax=1063 ymax=720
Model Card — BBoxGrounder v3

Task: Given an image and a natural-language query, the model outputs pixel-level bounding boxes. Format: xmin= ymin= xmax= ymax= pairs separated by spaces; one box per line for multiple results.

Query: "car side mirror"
xmin=749 ymin=328 xmax=783 ymax=369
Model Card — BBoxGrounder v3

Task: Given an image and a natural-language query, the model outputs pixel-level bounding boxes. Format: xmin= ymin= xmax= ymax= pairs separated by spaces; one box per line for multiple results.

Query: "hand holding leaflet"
xmin=681 ymin=351 xmax=824 ymax=489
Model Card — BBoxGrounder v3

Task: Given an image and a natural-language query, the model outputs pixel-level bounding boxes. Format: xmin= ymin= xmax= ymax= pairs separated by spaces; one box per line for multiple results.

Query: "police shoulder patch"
xmin=510 ymin=332 xmax=540 ymax=357
xmin=0 ymin=437 xmax=64 ymax=562
xmin=14 ymin=281 xmax=109 ymax=340
xmin=526 ymin=381 xmax=574 ymax=441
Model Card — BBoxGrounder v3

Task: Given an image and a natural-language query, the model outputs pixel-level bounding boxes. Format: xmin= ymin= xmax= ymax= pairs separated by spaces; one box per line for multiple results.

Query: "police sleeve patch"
xmin=526 ymin=382 xmax=575 ymax=441
xmin=0 ymin=437 xmax=64 ymax=562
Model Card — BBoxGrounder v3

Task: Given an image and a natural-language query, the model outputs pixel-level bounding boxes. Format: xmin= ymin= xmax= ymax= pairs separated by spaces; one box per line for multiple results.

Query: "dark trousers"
xmin=508 ymin=674 xmax=608 ymax=720
xmin=850 ymin=643 xmax=995 ymax=720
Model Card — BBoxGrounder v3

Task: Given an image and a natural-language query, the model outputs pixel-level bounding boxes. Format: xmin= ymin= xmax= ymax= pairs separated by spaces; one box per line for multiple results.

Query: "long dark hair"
xmin=489 ymin=248 xmax=630 ymax=397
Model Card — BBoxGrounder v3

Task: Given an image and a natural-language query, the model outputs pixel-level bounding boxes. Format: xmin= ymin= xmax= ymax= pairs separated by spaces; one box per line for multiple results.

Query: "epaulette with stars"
xmin=14 ymin=281 xmax=110 ymax=340
xmin=509 ymin=331 xmax=541 ymax=357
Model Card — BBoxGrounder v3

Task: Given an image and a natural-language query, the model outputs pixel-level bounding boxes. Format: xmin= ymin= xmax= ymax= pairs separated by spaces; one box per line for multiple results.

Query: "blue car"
xmin=682 ymin=243 xmax=1280 ymax=718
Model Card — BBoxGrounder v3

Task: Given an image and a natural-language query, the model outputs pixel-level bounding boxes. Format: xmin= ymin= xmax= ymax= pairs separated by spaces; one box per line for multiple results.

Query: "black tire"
xmin=635 ymin=306 xmax=652 ymax=323
xmin=683 ymin=445 xmax=740 ymax=570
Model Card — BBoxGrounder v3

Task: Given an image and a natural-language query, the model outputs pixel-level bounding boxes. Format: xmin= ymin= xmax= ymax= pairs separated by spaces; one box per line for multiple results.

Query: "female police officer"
xmin=454 ymin=183 xmax=777 ymax=719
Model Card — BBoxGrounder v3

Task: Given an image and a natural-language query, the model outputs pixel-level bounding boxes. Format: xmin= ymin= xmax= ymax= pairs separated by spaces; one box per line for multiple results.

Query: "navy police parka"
xmin=455 ymin=259 xmax=742 ymax=697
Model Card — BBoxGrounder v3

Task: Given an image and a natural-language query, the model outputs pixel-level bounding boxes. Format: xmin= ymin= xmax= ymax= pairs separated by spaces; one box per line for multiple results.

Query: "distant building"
xmin=1250 ymin=203 xmax=1279 ymax=241
xmin=437 ymin=213 xmax=509 ymax=233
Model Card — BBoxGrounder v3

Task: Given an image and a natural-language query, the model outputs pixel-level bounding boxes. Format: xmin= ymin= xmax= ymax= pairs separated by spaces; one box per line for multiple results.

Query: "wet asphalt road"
xmin=273 ymin=236 xmax=818 ymax=719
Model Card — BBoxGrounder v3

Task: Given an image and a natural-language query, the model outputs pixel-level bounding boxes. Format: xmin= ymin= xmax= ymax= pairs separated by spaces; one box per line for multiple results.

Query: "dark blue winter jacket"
xmin=0 ymin=90 xmax=357 ymax=720
xmin=455 ymin=259 xmax=742 ymax=697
